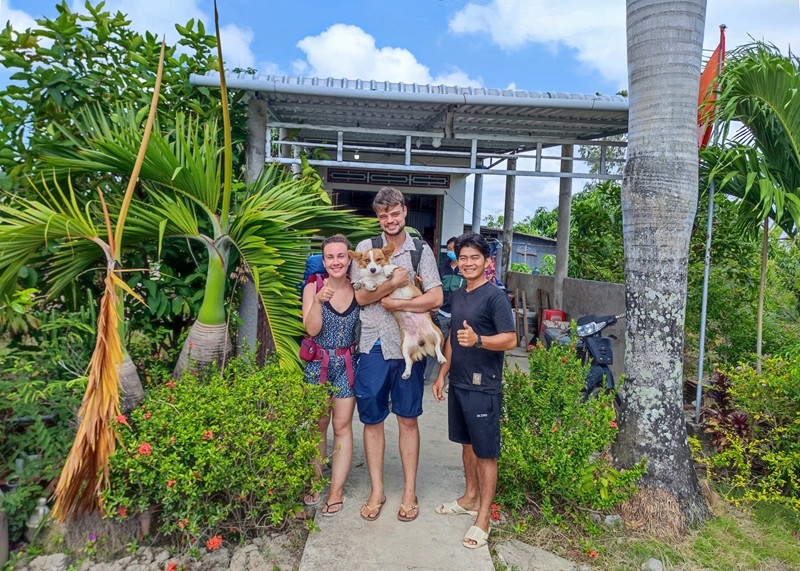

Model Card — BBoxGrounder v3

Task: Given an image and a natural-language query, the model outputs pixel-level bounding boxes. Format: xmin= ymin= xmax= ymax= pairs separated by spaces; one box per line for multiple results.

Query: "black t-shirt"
xmin=449 ymin=281 xmax=516 ymax=394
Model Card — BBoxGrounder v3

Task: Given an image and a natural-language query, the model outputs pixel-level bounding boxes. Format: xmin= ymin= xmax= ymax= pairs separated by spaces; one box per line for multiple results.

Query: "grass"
xmin=492 ymin=500 xmax=800 ymax=570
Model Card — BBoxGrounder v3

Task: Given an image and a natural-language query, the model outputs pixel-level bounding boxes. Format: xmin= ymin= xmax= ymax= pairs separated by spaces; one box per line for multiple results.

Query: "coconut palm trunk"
xmin=612 ymin=0 xmax=711 ymax=535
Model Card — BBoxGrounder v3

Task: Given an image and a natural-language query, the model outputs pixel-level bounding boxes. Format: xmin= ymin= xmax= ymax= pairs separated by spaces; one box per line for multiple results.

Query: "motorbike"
xmin=543 ymin=313 xmax=625 ymax=408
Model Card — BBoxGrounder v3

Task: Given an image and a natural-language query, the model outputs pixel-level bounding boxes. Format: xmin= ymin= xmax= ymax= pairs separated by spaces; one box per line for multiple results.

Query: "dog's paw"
xmin=437 ymin=356 xmax=447 ymax=364
xmin=401 ymin=370 xmax=411 ymax=380
xmin=352 ymin=281 xmax=364 ymax=291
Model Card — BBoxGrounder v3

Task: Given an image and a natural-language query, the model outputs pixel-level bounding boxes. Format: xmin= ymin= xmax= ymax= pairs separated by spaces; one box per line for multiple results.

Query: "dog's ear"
xmin=381 ymin=244 xmax=394 ymax=258
xmin=348 ymin=250 xmax=362 ymax=262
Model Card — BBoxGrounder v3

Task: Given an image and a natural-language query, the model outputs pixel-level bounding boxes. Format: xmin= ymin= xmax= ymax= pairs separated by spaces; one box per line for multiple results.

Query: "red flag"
xmin=698 ymin=26 xmax=727 ymax=148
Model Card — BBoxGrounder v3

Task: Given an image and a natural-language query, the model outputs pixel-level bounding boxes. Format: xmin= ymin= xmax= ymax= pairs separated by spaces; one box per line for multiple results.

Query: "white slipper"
xmin=462 ymin=525 xmax=490 ymax=549
xmin=434 ymin=500 xmax=478 ymax=517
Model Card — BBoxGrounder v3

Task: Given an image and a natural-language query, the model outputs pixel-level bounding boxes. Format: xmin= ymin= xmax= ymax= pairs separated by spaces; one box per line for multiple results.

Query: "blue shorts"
xmin=448 ymin=386 xmax=502 ymax=459
xmin=355 ymin=342 xmax=424 ymax=424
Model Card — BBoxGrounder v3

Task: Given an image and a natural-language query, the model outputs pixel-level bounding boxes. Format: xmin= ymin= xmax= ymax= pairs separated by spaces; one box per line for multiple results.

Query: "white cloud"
xmin=449 ymin=0 xmax=800 ymax=90
xmin=294 ymin=23 xmax=483 ymax=85
xmin=4 ymin=1 xmax=38 ymax=31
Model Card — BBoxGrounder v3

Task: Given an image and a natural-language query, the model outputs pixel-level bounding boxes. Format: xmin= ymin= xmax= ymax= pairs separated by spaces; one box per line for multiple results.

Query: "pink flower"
xmin=609 ymin=421 xmax=618 ymax=428
xmin=143 ymin=412 xmax=152 ymax=420
xmin=114 ymin=414 xmax=127 ymax=424
xmin=202 ymin=430 xmax=214 ymax=440
xmin=167 ymin=480 xmax=176 ymax=488
xmin=166 ymin=563 xmax=178 ymax=571
xmin=205 ymin=535 xmax=223 ymax=551
xmin=165 ymin=381 xmax=177 ymax=389
xmin=551 ymin=424 xmax=559 ymax=433
xmin=587 ymin=550 xmax=599 ymax=559
xmin=169 ymin=436 xmax=176 ymax=445
xmin=117 ymin=506 xmax=128 ymax=518
xmin=138 ymin=443 xmax=153 ymax=456
xmin=177 ymin=519 xmax=186 ymax=530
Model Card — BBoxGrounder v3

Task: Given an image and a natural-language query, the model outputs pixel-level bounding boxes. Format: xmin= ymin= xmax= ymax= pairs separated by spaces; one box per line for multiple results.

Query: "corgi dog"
xmin=349 ymin=244 xmax=446 ymax=379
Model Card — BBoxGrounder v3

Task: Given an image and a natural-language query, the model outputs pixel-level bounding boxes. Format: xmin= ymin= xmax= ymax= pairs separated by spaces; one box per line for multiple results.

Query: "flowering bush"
xmin=498 ymin=340 xmax=644 ymax=513
xmin=102 ymin=355 xmax=327 ymax=543
xmin=700 ymin=357 xmax=800 ymax=509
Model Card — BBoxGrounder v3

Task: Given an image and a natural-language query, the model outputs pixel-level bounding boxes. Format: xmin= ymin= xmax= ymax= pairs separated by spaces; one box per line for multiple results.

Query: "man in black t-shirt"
xmin=432 ymin=233 xmax=516 ymax=549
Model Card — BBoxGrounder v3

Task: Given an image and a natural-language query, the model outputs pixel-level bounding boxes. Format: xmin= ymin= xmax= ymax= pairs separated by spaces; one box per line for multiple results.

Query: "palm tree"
xmin=611 ymin=0 xmax=711 ymax=534
xmin=41 ymin=109 xmax=375 ymax=375
xmin=702 ymin=42 xmax=800 ymax=371
xmin=0 ymin=44 xmax=167 ymax=520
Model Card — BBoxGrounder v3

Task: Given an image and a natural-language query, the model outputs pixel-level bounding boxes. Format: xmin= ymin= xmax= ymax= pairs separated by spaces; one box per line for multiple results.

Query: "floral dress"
xmin=303 ymin=297 xmax=359 ymax=398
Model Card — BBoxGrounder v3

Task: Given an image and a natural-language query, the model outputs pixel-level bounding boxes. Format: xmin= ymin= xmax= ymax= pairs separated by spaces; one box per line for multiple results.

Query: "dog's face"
xmin=348 ymin=244 xmax=394 ymax=276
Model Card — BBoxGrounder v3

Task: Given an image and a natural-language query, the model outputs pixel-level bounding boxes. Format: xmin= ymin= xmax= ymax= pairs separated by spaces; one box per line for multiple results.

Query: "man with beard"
xmin=351 ymin=187 xmax=443 ymax=523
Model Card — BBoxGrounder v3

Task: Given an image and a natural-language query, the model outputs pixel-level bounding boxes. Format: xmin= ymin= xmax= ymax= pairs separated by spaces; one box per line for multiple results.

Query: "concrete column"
xmin=553 ymin=144 xmax=574 ymax=310
xmin=501 ymin=158 xmax=517 ymax=280
xmin=471 ymin=168 xmax=484 ymax=233
xmin=239 ymin=95 xmax=272 ymax=362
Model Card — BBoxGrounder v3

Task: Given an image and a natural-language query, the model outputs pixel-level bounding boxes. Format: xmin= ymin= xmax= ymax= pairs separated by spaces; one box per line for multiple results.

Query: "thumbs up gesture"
xmin=316 ymin=278 xmax=335 ymax=304
xmin=457 ymin=320 xmax=479 ymax=348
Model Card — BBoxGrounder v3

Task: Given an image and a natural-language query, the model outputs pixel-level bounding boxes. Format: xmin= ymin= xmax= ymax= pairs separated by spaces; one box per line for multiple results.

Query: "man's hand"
xmin=387 ymin=266 xmax=409 ymax=288
xmin=456 ymin=320 xmax=479 ymax=347
xmin=380 ymin=296 xmax=402 ymax=311
xmin=432 ymin=376 xmax=446 ymax=401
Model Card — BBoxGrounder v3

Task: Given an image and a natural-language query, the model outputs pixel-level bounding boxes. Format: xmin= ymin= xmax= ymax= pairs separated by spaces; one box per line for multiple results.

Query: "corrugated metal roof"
xmin=191 ymin=72 xmax=628 ymax=155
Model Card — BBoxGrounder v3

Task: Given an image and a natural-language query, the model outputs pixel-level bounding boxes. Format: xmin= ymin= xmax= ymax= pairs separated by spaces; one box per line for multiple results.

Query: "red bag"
xmin=299 ymin=337 xmax=319 ymax=362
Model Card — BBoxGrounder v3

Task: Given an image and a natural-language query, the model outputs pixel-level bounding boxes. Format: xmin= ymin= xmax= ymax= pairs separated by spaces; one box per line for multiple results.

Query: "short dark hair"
xmin=454 ymin=232 xmax=490 ymax=258
xmin=446 ymin=236 xmax=457 ymax=247
xmin=321 ymin=234 xmax=351 ymax=253
xmin=372 ymin=187 xmax=406 ymax=213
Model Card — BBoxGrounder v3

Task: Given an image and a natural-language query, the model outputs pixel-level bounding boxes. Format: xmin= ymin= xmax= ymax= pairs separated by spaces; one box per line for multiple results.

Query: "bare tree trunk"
xmin=613 ymin=0 xmax=711 ymax=536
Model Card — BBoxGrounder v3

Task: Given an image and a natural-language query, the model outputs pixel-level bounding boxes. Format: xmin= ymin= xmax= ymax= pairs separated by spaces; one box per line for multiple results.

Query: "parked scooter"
xmin=542 ymin=313 xmax=625 ymax=407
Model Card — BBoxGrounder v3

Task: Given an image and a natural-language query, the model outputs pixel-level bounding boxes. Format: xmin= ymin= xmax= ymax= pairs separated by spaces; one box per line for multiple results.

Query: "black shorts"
xmin=448 ymin=385 xmax=501 ymax=459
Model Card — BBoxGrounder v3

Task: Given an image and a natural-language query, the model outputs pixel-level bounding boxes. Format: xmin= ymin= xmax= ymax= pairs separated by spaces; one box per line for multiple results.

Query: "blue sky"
xmin=3 ymin=0 xmax=800 ymax=219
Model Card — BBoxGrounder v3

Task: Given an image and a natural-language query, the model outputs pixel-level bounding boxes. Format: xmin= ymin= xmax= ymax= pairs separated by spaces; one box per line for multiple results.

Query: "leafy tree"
xmin=704 ymin=42 xmax=800 ymax=371
xmin=0 ymin=0 xmax=244 ymax=189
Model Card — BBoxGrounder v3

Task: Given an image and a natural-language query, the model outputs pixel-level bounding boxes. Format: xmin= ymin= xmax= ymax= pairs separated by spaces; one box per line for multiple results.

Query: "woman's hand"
xmin=315 ymin=279 xmax=335 ymax=304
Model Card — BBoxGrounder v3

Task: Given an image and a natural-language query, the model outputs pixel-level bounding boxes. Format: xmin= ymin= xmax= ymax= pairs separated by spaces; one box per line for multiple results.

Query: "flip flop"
xmin=360 ymin=496 xmax=386 ymax=521
xmin=397 ymin=498 xmax=419 ymax=522
xmin=303 ymin=491 xmax=321 ymax=506
xmin=462 ymin=525 xmax=490 ymax=549
xmin=434 ymin=500 xmax=478 ymax=516
xmin=321 ymin=496 xmax=346 ymax=517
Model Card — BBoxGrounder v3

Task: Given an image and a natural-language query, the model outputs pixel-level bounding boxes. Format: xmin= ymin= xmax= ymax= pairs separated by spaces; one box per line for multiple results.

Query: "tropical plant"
xmin=41 ymin=109 xmax=375 ymax=375
xmin=703 ymin=42 xmax=800 ymax=371
xmin=612 ymin=0 xmax=711 ymax=534
xmin=102 ymin=355 xmax=327 ymax=544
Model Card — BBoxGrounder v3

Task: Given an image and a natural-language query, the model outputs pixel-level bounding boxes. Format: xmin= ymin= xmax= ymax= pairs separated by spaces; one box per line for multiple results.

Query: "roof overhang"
xmin=190 ymin=72 xmax=628 ymax=178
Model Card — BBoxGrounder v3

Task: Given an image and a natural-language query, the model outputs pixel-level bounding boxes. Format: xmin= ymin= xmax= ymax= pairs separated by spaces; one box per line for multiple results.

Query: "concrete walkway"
xmin=298 ymin=348 xmax=530 ymax=571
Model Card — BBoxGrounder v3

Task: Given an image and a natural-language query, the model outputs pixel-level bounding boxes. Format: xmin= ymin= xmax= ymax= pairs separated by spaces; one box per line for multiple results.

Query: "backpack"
xmin=300 ymin=254 xmax=327 ymax=295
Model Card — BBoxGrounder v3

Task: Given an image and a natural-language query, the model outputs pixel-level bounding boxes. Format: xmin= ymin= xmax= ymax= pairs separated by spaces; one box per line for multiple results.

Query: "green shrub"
xmin=101 ymin=355 xmax=327 ymax=544
xmin=1 ymin=308 xmax=91 ymax=541
xmin=499 ymin=340 xmax=644 ymax=514
xmin=701 ymin=357 xmax=800 ymax=509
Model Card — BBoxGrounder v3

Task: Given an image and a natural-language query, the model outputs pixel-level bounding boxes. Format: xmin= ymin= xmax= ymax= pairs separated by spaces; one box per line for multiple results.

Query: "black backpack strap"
xmin=372 ymin=234 xmax=425 ymax=274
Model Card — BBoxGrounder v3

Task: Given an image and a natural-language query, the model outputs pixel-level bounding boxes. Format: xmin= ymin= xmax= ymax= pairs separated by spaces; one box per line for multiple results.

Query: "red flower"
xmin=167 ymin=480 xmax=176 ymax=488
xmin=491 ymin=503 xmax=500 ymax=511
xmin=205 ymin=535 xmax=223 ymax=551
xmin=560 ymin=357 xmax=568 ymax=363
xmin=490 ymin=511 xmax=500 ymax=521
xmin=114 ymin=414 xmax=128 ymax=424
xmin=117 ymin=506 xmax=128 ymax=518
xmin=166 ymin=563 xmax=178 ymax=571
xmin=202 ymin=430 xmax=214 ymax=440
xmin=551 ymin=424 xmax=559 ymax=433
xmin=587 ymin=550 xmax=599 ymax=559
xmin=138 ymin=443 xmax=153 ymax=456
xmin=143 ymin=412 xmax=152 ymax=420
xmin=165 ymin=381 xmax=177 ymax=389
xmin=609 ymin=421 xmax=618 ymax=428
